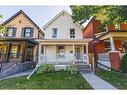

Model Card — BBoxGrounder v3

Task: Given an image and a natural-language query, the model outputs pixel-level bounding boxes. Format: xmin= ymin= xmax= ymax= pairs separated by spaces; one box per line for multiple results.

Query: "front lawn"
xmin=0 ymin=71 xmax=92 ymax=89
xmin=96 ymin=68 xmax=127 ymax=89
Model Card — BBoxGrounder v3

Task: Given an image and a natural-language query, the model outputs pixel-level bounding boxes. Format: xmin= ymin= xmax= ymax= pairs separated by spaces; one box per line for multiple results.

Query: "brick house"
xmin=83 ymin=16 xmax=127 ymax=71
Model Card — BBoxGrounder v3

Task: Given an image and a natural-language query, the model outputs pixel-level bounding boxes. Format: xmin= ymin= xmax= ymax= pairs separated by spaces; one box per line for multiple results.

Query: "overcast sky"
xmin=0 ymin=6 xmax=72 ymax=27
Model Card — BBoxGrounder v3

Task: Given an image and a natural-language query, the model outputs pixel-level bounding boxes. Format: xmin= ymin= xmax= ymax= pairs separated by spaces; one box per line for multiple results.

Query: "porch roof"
xmin=0 ymin=37 xmax=38 ymax=45
xmin=98 ymin=31 xmax=127 ymax=40
xmin=36 ymin=38 xmax=92 ymax=45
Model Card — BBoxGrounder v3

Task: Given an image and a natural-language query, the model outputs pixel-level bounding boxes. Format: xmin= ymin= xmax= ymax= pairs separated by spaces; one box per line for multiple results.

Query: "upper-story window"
xmin=70 ymin=28 xmax=75 ymax=38
xmin=52 ymin=28 xmax=57 ymax=38
xmin=5 ymin=27 xmax=16 ymax=37
xmin=22 ymin=27 xmax=33 ymax=37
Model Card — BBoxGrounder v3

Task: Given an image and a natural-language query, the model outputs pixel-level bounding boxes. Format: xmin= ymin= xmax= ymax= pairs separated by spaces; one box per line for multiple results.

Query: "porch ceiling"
xmin=98 ymin=32 xmax=127 ymax=40
xmin=36 ymin=39 xmax=92 ymax=45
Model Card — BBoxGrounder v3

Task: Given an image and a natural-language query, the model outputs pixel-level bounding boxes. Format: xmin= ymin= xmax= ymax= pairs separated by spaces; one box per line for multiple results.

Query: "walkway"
xmin=80 ymin=72 xmax=117 ymax=89
xmin=0 ymin=69 xmax=33 ymax=81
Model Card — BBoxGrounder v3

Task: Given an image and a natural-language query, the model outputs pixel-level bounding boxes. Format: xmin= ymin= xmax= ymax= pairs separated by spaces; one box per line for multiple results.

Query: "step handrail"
xmin=27 ymin=63 xmax=41 ymax=79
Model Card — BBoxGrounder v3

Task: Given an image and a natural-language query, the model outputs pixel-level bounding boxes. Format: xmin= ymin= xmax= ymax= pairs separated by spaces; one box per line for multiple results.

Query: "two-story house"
xmin=37 ymin=10 xmax=92 ymax=65
xmin=83 ymin=16 xmax=127 ymax=71
xmin=0 ymin=10 xmax=44 ymax=64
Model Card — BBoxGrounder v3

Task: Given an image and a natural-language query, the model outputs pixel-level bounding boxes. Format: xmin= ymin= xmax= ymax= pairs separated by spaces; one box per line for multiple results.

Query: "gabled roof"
xmin=43 ymin=10 xmax=84 ymax=29
xmin=2 ymin=10 xmax=44 ymax=35
xmin=82 ymin=16 xmax=95 ymax=31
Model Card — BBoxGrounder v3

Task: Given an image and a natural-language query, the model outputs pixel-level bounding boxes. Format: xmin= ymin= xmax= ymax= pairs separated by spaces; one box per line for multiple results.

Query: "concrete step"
xmin=77 ymin=66 xmax=90 ymax=69
xmin=78 ymin=64 xmax=90 ymax=67
xmin=80 ymin=69 xmax=92 ymax=73
xmin=77 ymin=63 xmax=92 ymax=73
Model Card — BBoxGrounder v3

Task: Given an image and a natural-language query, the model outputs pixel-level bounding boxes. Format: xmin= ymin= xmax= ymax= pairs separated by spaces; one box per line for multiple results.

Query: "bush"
xmin=36 ymin=64 xmax=55 ymax=74
xmin=120 ymin=53 xmax=127 ymax=73
xmin=66 ymin=64 xmax=77 ymax=74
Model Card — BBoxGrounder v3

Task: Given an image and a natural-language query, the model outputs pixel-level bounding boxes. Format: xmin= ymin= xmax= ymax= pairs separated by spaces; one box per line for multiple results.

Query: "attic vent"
xmin=19 ymin=20 xmax=21 ymax=24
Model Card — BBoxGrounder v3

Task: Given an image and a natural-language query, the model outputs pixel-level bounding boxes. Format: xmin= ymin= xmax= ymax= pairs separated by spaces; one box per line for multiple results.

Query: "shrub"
xmin=36 ymin=64 xmax=55 ymax=74
xmin=66 ymin=64 xmax=77 ymax=74
xmin=120 ymin=53 xmax=127 ymax=73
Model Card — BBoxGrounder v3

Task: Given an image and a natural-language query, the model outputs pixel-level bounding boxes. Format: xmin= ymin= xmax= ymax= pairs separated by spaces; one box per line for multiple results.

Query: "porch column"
xmin=110 ymin=36 xmax=115 ymax=51
xmin=86 ymin=43 xmax=89 ymax=64
xmin=72 ymin=44 xmax=75 ymax=64
xmin=81 ymin=45 xmax=84 ymax=55
xmin=38 ymin=42 xmax=42 ymax=64
xmin=5 ymin=42 xmax=11 ymax=63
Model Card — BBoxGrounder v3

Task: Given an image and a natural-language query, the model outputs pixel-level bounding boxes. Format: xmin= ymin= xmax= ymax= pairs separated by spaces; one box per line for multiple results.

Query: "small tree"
xmin=120 ymin=54 xmax=127 ymax=73
xmin=0 ymin=15 xmax=6 ymax=39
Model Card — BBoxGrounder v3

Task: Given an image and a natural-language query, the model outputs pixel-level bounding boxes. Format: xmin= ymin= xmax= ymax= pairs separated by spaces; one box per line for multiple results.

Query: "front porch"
xmin=37 ymin=39 xmax=92 ymax=65
xmin=97 ymin=31 xmax=127 ymax=70
xmin=0 ymin=38 xmax=38 ymax=64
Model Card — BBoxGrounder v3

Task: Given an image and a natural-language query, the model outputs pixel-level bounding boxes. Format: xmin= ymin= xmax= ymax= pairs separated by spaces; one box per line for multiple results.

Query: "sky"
xmin=0 ymin=6 xmax=72 ymax=27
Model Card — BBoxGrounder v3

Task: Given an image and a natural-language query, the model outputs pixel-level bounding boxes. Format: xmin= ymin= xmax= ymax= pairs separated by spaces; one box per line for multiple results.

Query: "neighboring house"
xmin=37 ymin=10 xmax=92 ymax=64
xmin=0 ymin=10 xmax=44 ymax=64
xmin=83 ymin=16 xmax=127 ymax=71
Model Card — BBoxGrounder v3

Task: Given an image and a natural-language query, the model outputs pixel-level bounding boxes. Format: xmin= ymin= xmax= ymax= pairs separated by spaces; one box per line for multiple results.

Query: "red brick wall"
xmin=82 ymin=19 xmax=101 ymax=38
xmin=109 ymin=52 xmax=120 ymax=71
xmin=95 ymin=41 xmax=106 ymax=54
xmin=83 ymin=22 xmax=94 ymax=38
xmin=114 ymin=40 xmax=123 ymax=52
xmin=120 ymin=23 xmax=127 ymax=30
xmin=94 ymin=20 xmax=101 ymax=34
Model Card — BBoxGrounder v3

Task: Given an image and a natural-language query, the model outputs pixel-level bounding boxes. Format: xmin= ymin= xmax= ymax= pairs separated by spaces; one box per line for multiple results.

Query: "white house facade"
xmin=37 ymin=10 xmax=92 ymax=65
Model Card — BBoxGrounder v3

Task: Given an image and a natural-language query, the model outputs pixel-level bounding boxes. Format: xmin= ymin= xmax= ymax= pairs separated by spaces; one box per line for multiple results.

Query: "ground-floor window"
xmin=10 ymin=45 xmax=20 ymax=58
xmin=57 ymin=45 xmax=65 ymax=57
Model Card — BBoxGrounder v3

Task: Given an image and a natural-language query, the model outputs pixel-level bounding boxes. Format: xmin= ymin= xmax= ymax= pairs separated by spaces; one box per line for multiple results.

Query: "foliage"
xmin=0 ymin=71 xmax=92 ymax=89
xmin=36 ymin=64 xmax=55 ymax=74
xmin=120 ymin=54 xmax=127 ymax=73
xmin=66 ymin=64 xmax=77 ymax=74
xmin=0 ymin=15 xmax=6 ymax=38
xmin=70 ymin=5 xmax=127 ymax=30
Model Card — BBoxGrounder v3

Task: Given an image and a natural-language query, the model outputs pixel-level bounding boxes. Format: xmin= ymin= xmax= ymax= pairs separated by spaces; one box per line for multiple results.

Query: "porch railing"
xmin=0 ymin=53 xmax=35 ymax=73
xmin=39 ymin=54 xmax=88 ymax=64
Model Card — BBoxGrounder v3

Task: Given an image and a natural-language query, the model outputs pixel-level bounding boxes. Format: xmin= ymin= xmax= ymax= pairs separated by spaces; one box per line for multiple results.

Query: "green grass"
xmin=96 ymin=68 xmax=127 ymax=89
xmin=0 ymin=71 xmax=92 ymax=89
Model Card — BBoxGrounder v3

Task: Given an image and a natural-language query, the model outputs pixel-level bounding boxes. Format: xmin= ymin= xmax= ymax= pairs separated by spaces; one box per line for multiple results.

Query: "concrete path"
xmin=81 ymin=72 xmax=117 ymax=89
xmin=0 ymin=69 xmax=33 ymax=81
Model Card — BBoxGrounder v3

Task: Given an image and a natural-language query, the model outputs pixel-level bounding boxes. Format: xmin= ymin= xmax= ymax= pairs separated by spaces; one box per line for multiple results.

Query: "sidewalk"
xmin=81 ymin=72 xmax=117 ymax=89
xmin=0 ymin=69 xmax=33 ymax=81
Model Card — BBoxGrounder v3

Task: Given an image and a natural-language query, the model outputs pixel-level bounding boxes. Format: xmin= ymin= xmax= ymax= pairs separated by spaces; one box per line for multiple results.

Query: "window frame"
xmin=6 ymin=27 xmax=16 ymax=37
xmin=10 ymin=45 xmax=20 ymax=58
xmin=70 ymin=28 xmax=75 ymax=38
xmin=23 ymin=27 xmax=33 ymax=37
xmin=52 ymin=28 xmax=57 ymax=38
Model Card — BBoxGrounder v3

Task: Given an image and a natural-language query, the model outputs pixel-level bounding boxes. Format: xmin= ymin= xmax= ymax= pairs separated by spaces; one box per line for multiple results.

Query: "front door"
xmin=75 ymin=47 xmax=81 ymax=60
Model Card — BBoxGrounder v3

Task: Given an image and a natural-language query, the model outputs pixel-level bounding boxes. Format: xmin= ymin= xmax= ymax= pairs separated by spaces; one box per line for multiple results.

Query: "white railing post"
xmin=86 ymin=44 xmax=89 ymax=65
xmin=92 ymin=57 xmax=95 ymax=72
xmin=110 ymin=36 xmax=115 ymax=51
